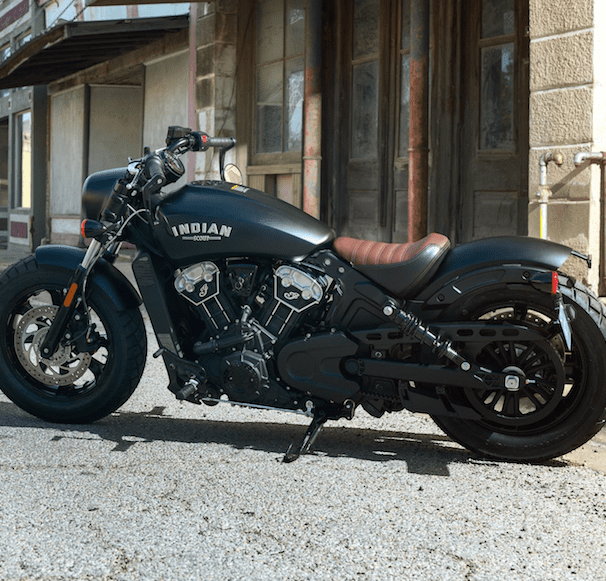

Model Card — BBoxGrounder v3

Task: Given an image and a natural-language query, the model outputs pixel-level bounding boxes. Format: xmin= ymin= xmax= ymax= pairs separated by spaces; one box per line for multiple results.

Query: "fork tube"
xmin=81 ymin=239 xmax=103 ymax=269
xmin=39 ymin=240 xmax=103 ymax=358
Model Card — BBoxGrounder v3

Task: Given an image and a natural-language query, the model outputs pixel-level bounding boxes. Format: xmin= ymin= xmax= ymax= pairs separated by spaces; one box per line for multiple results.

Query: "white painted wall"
xmin=143 ymin=50 xmax=190 ymax=189
xmin=48 ymin=50 xmax=189 ymax=242
xmin=88 ymin=85 xmax=143 ymax=174
xmin=50 ymin=86 xmax=86 ymax=217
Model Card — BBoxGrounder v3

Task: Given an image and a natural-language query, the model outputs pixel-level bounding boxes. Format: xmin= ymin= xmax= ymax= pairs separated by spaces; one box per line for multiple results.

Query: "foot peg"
xmin=176 ymin=376 xmax=202 ymax=401
xmin=283 ymin=411 xmax=328 ymax=463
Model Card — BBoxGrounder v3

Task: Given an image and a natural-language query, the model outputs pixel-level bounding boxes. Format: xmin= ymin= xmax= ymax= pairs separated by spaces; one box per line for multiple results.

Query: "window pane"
xmin=401 ymin=0 xmax=411 ymax=51
xmin=1 ymin=44 xmax=11 ymax=62
xmin=482 ymin=0 xmax=514 ymax=38
xmin=285 ymin=0 xmax=305 ymax=57
xmin=398 ymin=54 xmax=410 ymax=157
xmin=285 ymin=57 xmax=304 ymax=151
xmin=16 ymin=111 xmax=31 ymax=208
xmin=257 ymin=0 xmax=284 ymax=64
xmin=257 ymin=63 xmax=283 ymax=153
xmin=480 ymin=43 xmax=514 ymax=150
xmin=17 ymin=32 xmax=31 ymax=49
xmin=353 ymin=0 xmax=379 ymax=60
xmin=351 ymin=60 xmax=379 ymax=159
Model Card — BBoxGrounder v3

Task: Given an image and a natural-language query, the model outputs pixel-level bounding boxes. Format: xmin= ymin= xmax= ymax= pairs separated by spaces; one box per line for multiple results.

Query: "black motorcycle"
xmin=1 ymin=126 xmax=605 ymax=462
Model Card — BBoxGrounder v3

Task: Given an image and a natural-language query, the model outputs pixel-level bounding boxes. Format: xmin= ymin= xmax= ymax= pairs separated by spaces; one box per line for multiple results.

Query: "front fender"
xmin=414 ymin=236 xmax=571 ymax=308
xmin=35 ymin=245 xmax=141 ymax=311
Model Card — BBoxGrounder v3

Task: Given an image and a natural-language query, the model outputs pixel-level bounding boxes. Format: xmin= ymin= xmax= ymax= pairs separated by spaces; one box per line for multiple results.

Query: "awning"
xmin=0 ymin=15 xmax=189 ymax=89
xmin=89 ymin=0 xmax=190 ymax=5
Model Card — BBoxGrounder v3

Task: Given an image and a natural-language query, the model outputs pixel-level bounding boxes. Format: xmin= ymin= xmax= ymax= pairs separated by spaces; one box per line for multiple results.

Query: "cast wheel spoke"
xmin=503 ymin=392 xmax=520 ymax=417
xmin=464 ymin=332 xmax=566 ymax=427
xmin=485 ymin=343 xmax=508 ymax=368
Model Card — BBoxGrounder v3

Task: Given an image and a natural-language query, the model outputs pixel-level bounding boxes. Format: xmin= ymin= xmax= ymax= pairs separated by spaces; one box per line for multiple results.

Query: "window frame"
xmin=13 ymin=108 xmax=32 ymax=210
xmin=250 ymin=0 xmax=306 ymax=167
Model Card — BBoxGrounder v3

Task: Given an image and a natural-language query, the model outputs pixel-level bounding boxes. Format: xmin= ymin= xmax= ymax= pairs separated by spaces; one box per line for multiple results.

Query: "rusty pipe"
xmin=407 ymin=0 xmax=430 ymax=242
xmin=302 ymin=0 xmax=322 ymax=218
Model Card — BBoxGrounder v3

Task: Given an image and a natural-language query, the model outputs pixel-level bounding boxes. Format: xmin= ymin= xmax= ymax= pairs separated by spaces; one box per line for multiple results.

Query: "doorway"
xmin=327 ymin=0 xmax=410 ymax=242
xmin=325 ymin=0 xmax=529 ymax=244
xmin=458 ymin=0 xmax=529 ymax=241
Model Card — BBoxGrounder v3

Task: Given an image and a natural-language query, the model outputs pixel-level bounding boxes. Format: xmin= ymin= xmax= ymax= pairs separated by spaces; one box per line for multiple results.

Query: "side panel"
xmin=35 ymin=245 xmax=141 ymax=311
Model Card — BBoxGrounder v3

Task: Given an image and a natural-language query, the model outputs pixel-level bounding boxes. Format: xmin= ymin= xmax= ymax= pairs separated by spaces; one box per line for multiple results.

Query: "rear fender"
xmin=35 ymin=245 xmax=141 ymax=311
xmin=414 ymin=237 xmax=571 ymax=308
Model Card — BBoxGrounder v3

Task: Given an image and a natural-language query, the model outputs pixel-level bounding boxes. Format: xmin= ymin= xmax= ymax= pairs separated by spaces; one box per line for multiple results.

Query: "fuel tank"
xmin=154 ymin=181 xmax=335 ymax=264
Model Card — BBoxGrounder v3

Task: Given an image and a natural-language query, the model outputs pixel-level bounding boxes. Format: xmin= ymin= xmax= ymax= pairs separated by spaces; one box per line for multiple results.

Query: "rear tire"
xmin=432 ymin=277 xmax=606 ymax=462
xmin=0 ymin=256 xmax=147 ymax=423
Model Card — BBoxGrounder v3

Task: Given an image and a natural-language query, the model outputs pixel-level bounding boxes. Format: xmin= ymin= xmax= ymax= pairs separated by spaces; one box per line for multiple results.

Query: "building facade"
xmin=0 ymin=0 xmax=605 ymax=293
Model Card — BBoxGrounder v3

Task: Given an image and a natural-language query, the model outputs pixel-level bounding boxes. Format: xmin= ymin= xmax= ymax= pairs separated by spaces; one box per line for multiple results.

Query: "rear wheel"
xmin=432 ymin=277 xmax=606 ymax=461
xmin=0 ymin=256 xmax=147 ymax=423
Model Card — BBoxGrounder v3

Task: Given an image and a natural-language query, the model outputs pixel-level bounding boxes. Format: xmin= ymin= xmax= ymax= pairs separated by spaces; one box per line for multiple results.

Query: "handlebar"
xmin=165 ymin=126 xmax=236 ymax=153
xmin=200 ymin=135 xmax=236 ymax=150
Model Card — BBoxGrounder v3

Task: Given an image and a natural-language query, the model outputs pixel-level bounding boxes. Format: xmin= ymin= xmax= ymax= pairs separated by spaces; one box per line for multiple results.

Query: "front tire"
xmin=0 ymin=256 xmax=147 ymax=423
xmin=432 ymin=277 xmax=606 ymax=462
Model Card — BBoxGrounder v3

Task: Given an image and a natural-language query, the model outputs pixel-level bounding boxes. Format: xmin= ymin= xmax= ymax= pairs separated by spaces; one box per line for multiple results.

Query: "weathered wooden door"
xmin=459 ymin=0 xmax=529 ymax=241
xmin=331 ymin=0 xmax=410 ymax=242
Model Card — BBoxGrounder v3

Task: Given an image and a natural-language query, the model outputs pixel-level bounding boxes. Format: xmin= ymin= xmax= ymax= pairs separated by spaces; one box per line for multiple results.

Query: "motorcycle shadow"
xmin=0 ymin=401 xmax=566 ymax=474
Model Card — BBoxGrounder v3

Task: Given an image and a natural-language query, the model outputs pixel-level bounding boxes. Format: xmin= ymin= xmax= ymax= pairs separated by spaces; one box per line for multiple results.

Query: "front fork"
xmin=39 ymin=239 xmax=105 ymax=358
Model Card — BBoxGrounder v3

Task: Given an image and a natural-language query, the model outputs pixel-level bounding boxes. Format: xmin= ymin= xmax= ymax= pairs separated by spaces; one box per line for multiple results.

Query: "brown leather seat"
xmin=333 ymin=233 xmax=450 ymax=266
xmin=333 ymin=233 xmax=451 ymax=297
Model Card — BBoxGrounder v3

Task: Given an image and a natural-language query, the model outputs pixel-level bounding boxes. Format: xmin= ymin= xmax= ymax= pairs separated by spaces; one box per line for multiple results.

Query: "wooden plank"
xmin=247 ymin=163 xmax=301 ymax=175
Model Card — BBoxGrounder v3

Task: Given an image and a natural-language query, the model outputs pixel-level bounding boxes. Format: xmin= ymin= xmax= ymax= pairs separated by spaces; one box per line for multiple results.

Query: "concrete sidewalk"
xmin=0 ymin=246 xmax=32 ymax=269
xmin=0 ymin=246 xmax=604 ymax=473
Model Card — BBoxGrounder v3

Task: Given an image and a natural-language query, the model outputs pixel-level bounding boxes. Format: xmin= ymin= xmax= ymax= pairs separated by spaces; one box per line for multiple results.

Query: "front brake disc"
xmin=14 ymin=305 xmax=91 ymax=386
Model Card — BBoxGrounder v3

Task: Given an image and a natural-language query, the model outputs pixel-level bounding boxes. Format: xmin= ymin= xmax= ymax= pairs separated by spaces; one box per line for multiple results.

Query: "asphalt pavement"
xmin=0 ymin=249 xmax=605 ymax=580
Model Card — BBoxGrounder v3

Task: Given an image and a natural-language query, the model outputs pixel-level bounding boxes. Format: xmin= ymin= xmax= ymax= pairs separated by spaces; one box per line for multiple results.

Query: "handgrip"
xmin=206 ymin=136 xmax=236 ymax=149
xmin=193 ymin=133 xmax=236 ymax=151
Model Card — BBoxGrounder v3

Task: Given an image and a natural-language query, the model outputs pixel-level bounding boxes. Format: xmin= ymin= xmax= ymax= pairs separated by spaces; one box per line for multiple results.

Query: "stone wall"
xmin=528 ymin=0 xmax=599 ymax=288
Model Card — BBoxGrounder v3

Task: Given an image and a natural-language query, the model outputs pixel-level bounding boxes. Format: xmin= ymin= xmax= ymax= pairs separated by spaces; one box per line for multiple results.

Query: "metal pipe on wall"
xmin=407 ymin=0 xmax=430 ymax=242
xmin=302 ymin=0 xmax=322 ymax=219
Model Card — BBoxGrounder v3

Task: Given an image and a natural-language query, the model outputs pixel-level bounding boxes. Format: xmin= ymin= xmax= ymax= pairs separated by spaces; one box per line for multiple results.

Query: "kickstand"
xmin=283 ymin=411 xmax=328 ymax=463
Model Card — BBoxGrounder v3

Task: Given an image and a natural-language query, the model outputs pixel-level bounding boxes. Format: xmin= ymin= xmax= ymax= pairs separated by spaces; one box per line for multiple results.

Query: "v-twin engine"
xmin=174 ymin=261 xmax=326 ymax=342
xmin=173 ymin=261 xmax=328 ymax=406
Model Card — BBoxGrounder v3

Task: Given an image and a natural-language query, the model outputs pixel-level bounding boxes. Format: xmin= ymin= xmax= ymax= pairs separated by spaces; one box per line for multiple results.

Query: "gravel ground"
xmin=0 ymin=253 xmax=605 ymax=580
xmin=0 ymin=326 xmax=605 ymax=581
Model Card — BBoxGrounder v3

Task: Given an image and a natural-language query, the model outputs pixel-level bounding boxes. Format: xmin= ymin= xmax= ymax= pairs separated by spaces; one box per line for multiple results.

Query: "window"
xmin=479 ymin=0 xmax=515 ymax=150
xmin=255 ymin=0 xmax=305 ymax=155
xmin=0 ymin=44 xmax=10 ymax=99
xmin=16 ymin=30 xmax=31 ymax=49
xmin=15 ymin=111 xmax=31 ymax=209
xmin=0 ymin=43 xmax=10 ymax=62
xmin=350 ymin=0 xmax=379 ymax=160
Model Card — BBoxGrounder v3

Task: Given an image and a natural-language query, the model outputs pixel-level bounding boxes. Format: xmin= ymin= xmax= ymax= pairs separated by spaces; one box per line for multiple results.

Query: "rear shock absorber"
xmin=382 ymin=301 xmax=469 ymax=370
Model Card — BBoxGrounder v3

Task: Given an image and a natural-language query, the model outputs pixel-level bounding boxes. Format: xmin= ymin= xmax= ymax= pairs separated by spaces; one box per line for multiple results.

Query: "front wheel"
xmin=0 ymin=256 xmax=147 ymax=423
xmin=432 ymin=277 xmax=606 ymax=462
